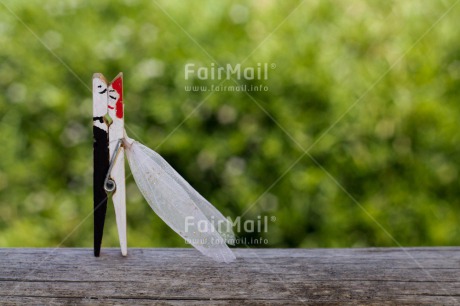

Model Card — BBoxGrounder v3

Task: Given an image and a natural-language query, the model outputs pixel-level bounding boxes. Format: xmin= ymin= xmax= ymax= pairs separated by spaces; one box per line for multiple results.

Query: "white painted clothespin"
xmin=92 ymin=73 xmax=127 ymax=257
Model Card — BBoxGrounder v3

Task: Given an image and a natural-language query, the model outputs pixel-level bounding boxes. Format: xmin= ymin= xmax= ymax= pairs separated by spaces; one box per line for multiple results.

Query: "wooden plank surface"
xmin=0 ymin=248 xmax=459 ymax=305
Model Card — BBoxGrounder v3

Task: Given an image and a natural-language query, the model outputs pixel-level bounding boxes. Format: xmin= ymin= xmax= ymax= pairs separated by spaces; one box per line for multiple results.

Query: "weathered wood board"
xmin=0 ymin=248 xmax=459 ymax=305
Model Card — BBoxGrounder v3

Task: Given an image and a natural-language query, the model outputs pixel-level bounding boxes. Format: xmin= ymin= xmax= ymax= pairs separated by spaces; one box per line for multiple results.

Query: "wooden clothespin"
xmin=92 ymin=73 xmax=235 ymax=262
xmin=92 ymin=73 xmax=127 ymax=257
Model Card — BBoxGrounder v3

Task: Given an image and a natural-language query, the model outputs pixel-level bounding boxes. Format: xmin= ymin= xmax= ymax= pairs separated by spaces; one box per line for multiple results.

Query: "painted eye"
xmin=98 ymin=85 xmax=102 ymax=88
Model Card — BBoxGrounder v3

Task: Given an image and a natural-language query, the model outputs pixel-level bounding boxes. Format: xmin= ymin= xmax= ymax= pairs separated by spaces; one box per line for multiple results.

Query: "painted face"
xmin=92 ymin=76 xmax=108 ymax=118
xmin=107 ymin=87 xmax=119 ymax=111
xmin=107 ymin=76 xmax=123 ymax=120
xmin=96 ymin=79 xmax=107 ymax=95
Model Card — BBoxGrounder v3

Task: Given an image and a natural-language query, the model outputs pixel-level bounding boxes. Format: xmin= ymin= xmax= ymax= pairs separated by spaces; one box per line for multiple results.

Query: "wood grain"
xmin=0 ymin=248 xmax=459 ymax=305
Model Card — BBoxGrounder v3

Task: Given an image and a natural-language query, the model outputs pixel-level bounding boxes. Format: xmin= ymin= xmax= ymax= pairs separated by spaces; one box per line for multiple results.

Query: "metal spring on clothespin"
xmin=104 ymin=139 xmax=123 ymax=193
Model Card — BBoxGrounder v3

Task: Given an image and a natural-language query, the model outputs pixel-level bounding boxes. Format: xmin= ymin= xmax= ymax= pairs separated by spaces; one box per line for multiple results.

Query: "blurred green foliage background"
xmin=0 ymin=0 xmax=459 ymax=249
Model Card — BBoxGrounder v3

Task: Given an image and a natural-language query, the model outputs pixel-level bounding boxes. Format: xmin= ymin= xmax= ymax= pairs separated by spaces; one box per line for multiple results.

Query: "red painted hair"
xmin=111 ymin=76 xmax=123 ymax=119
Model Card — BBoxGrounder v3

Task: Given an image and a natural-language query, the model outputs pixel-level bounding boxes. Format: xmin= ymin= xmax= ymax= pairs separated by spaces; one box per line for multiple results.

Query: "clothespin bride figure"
xmin=93 ymin=73 xmax=235 ymax=263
